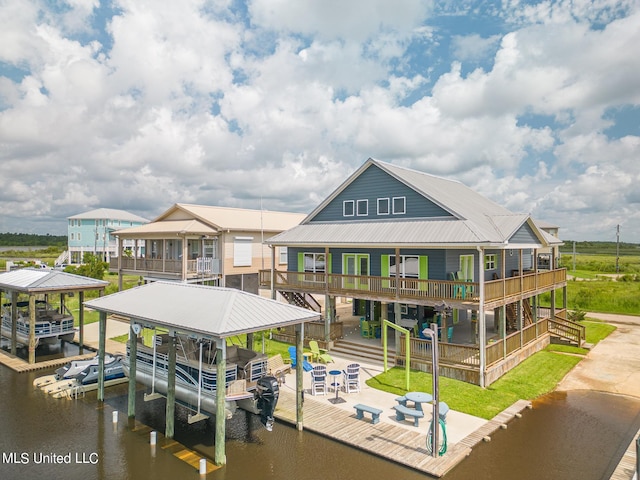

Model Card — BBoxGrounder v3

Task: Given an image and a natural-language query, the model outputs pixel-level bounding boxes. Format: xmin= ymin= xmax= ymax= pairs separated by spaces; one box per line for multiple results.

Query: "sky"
xmin=0 ymin=0 xmax=639 ymax=242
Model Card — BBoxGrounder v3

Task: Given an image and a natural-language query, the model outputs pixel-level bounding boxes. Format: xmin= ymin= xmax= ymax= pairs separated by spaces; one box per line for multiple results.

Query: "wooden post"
xmin=295 ymin=323 xmax=304 ymax=431
xmin=165 ymin=332 xmax=176 ymax=439
xmin=97 ymin=311 xmax=106 ymax=401
xmin=128 ymin=321 xmax=137 ymax=418
xmin=10 ymin=291 xmax=17 ymax=356
xmin=28 ymin=295 xmax=36 ymax=364
xmin=78 ymin=291 xmax=84 ymax=353
xmin=214 ymin=338 xmax=227 ymax=466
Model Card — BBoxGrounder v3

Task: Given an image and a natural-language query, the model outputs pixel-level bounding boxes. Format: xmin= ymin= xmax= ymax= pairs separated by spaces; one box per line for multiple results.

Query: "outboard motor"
xmin=256 ymin=376 xmax=279 ymax=431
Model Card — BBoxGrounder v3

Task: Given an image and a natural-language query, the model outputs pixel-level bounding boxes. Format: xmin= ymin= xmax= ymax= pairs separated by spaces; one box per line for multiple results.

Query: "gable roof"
xmin=270 ymin=158 xmax=559 ymax=248
xmin=113 ymin=203 xmax=306 ymax=237
xmin=84 ymin=282 xmax=320 ymax=338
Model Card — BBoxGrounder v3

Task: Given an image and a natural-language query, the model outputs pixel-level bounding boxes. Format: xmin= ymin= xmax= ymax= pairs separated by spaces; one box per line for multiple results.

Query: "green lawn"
xmin=366 ymin=318 xmax=616 ymax=419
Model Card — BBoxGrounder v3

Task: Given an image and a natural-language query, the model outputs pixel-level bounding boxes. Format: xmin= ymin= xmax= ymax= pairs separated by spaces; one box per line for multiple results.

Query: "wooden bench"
xmin=353 ymin=404 xmax=383 ymax=424
xmin=393 ymin=404 xmax=424 ymax=427
xmin=267 ymin=354 xmax=290 ymax=385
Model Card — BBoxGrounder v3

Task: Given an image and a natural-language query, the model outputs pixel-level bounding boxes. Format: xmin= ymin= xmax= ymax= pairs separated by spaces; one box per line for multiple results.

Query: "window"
xmin=392 ymin=197 xmax=406 ymax=214
xmin=485 ymin=254 xmax=496 ymax=270
xmin=77 ymin=233 xmax=81 ymax=241
xmin=377 ymin=198 xmax=390 ymax=215
xmin=279 ymin=247 xmax=288 ymax=265
xmin=356 ymin=199 xmax=368 ymax=216
xmin=303 ymin=253 xmax=325 ymax=273
xmin=389 ymin=255 xmax=420 ymax=278
xmin=343 ymin=200 xmax=355 ymax=217
xmin=233 ymin=237 xmax=253 ymax=266
xmin=70 ymin=233 xmax=75 ymax=241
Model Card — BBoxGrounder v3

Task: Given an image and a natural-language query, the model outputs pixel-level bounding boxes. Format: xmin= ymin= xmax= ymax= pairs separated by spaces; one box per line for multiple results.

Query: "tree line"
xmin=0 ymin=232 xmax=67 ymax=247
xmin=559 ymin=240 xmax=640 ymax=256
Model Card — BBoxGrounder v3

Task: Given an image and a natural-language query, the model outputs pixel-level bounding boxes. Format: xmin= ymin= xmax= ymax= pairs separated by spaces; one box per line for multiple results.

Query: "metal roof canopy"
xmin=84 ymin=281 xmax=321 ymax=339
xmin=0 ymin=268 xmax=109 ymax=294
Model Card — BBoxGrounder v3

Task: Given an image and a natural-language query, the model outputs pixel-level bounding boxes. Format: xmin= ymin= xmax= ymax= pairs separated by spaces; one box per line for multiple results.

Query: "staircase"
xmin=280 ymin=291 xmax=321 ymax=313
xmin=330 ymin=340 xmax=396 ymax=365
xmin=55 ymin=250 xmax=70 ymax=266
xmin=506 ymin=299 xmax=534 ymax=332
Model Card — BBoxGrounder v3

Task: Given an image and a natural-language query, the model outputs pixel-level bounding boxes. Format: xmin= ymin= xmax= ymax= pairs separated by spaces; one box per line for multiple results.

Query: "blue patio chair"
xmin=288 ymin=346 xmax=313 ymax=372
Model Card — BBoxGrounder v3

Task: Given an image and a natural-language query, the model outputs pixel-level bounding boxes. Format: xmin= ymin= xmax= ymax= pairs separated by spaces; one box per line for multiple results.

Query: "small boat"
xmin=34 ymin=353 xmax=116 ymax=387
xmin=38 ymin=355 xmax=126 ymax=397
xmin=1 ymin=299 xmax=76 ymax=348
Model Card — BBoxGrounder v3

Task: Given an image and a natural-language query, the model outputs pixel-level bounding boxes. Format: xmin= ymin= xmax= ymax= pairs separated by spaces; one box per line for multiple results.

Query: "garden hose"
xmin=426 ymin=418 xmax=447 ymax=456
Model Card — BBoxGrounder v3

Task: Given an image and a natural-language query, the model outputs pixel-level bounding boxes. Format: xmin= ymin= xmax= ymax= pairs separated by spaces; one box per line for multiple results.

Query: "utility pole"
xmin=616 ymin=225 xmax=620 ymax=274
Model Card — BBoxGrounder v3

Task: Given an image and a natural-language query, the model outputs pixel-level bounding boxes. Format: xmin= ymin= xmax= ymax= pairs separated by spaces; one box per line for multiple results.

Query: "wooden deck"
xmin=0 ymin=348 xmax=97 ymax=373
xmin=609 ymin=426 xmax=639 ymax=480
xmin=273 ymin=388 xmax=531 ymax=477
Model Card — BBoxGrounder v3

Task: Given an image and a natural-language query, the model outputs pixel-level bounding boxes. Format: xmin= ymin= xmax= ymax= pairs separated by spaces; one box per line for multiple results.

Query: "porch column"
xmin=127 ymin=320 xmax=137 ymax=418
xmin=394 ymin=248 xmax=401 ymax=348
xmin=517 ymin=299 xmax=523 ymax=348
xmin=477 ymin=247 xmax=486 ymax=388
xmin=500 ymin=305 xmax=506 ymax=359
xmin=181 ymin=235 xmax=188 ymax=280
xmin=117 ymin=235 xmax=123 ymax=291
xmin=295 ymin=323 xmax=304 ymax=431
xmin=324 ymin=247 xmax=331 ymax=343
xmin=79 ymin=291 xmax=85 ymax=353
xmin=533 ymin=295 xmax=538 ymax=337
xmin=28 ymin=295 xmax=36 ymax=364
xmin=270 ymin=246 xmax=276 ymax=300
xmin=550 ymin=289 xmax=556 ymax=322
xmin=214 ymin=338 xmax=227 ymax=466
xmin=324 ymin=295 xmax=332 ymax=344
xmin=165 ymin=331 xmax=177 ymax=439
xmin=97 ymin=311 xmax=106 ymax=401
xmin=10 ymin=291 xmax=17 ymax=356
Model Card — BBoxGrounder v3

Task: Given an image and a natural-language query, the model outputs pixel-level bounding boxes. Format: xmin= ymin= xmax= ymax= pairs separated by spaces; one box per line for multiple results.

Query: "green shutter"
xmin=381 ymin=254 xmax=390 ymax=288
xmin=327 ymin=253 xmax=332 ymax=274
xmin=298 ymin=252 xmax=304 ymax=272
xmin=419 ymin=256 xmax=428 ymax=291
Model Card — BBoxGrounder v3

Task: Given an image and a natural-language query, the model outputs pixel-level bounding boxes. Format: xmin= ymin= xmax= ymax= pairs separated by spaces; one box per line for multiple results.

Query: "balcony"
xmin=259 ymin=268 xmax=566 ymax=308
xmin=110 ymin=257 xmax=221 ymax=278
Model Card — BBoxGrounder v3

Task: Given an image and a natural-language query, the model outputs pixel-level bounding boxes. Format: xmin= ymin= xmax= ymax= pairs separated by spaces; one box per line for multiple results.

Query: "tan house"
xmin=110 ymin=203 xmax=306 ymax=292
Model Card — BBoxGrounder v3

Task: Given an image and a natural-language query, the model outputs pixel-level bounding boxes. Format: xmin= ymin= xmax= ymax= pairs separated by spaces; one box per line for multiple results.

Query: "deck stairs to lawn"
xmin=506 ymin=299 xmax=534 ymax=331
xmin=548 ymin=316 xmax=586 ymax=347
xmin=330 ymin=339 xmax=395 ymax=365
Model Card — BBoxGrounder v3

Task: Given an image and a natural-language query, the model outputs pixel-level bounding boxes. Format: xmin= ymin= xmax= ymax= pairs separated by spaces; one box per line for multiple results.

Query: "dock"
xmin=0 ymin=348 xmax=97 ymax=373
xmin=609 ymin=426 xmax=639 ymax=480
xmin=273 ymin=387 xmax=531 ymax=477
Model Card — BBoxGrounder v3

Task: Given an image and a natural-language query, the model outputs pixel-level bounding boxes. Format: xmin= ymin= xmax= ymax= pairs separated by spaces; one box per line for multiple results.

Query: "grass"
xmin=366 ymin=317 xmax=617 ymax=419
xmin=366 ymin=352 xmax=582 ymax=419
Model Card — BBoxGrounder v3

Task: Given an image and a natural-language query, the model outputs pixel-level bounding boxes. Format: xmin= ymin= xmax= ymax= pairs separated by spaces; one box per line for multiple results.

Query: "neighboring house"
xmin=109 ymin=203 xmax=306 ymax=293
xmin=262 ymin=158 xmax=579 ymax=387
xmin=63 ymin=208 xmax=149 ymax=265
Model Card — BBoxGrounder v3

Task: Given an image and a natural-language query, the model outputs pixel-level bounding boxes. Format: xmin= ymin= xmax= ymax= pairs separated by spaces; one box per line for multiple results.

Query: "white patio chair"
xmin=342 ymin=363 xmax=361 ymax=393
xmin=310 ymin=365 xmax=328 ymax=395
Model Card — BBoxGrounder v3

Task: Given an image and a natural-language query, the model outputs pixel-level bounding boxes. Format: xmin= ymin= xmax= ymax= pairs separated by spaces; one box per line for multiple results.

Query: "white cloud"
xmin=0 ymin=0 xmax=638 ymax=241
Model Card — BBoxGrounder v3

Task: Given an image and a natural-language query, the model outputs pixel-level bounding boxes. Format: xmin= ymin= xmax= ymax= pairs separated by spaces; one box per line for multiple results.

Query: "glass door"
xmin=343 ymin=254 xmax=370 ymax=290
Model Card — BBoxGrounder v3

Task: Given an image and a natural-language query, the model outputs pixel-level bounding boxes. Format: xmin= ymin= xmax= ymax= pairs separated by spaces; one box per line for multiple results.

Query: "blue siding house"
xmin=65 ymin=208 xmax=149 ymax=265
xmin=263 ymin=158 xmax=578 ymax=386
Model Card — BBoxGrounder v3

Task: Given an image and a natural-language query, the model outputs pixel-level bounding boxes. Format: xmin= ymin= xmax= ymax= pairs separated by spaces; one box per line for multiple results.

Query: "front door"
xmin=343 ymin=254 xmax=370 ymax=290
xmin=459 ymin=255 xmax=474 ymax=282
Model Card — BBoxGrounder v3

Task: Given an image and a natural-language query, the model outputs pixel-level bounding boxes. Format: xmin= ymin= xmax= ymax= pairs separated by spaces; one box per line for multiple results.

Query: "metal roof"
xmin=0 ymin=268 xmax=109 ymax=293
xmin=112 ymin=204 xmax=306 ymax=237
xmin=84 ymin=282 xmax=321 ymax=338
xmin=68 ymin=208 xmax=149 ymax=223
xmin=277 ymin=158 xmax=558 ymax=248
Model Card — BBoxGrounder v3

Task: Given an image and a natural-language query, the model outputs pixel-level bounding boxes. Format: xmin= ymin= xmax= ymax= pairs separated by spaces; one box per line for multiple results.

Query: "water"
xmin=0 ymin=365 xmax=638 ymax=480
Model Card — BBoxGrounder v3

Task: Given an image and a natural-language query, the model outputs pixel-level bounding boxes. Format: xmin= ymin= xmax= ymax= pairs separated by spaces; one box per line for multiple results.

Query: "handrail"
xmin=382 ymin=319 xmax=411 ymax=391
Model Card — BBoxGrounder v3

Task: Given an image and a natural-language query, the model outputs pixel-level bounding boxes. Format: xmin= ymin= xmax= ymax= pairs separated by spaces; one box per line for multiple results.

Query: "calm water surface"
xmin=0 ymin=362 xmax=638 ymax=480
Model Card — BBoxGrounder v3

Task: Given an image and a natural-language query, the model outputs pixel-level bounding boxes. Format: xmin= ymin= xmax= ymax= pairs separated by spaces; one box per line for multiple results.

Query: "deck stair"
xmin=548 ymin=316 xmax=586 ymax=347
xmin=506 ymin=299 xmax=534 ymax=332
xmin=280 ymin=291 xmax=321 ymax=313
xmin=330 ymin=340 xmax=395 ymax=365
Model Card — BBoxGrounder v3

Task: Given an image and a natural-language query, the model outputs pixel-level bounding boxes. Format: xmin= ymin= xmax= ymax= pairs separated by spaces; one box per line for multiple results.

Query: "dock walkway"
xmin=274 ymin=386 xmax=531 ymax=477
